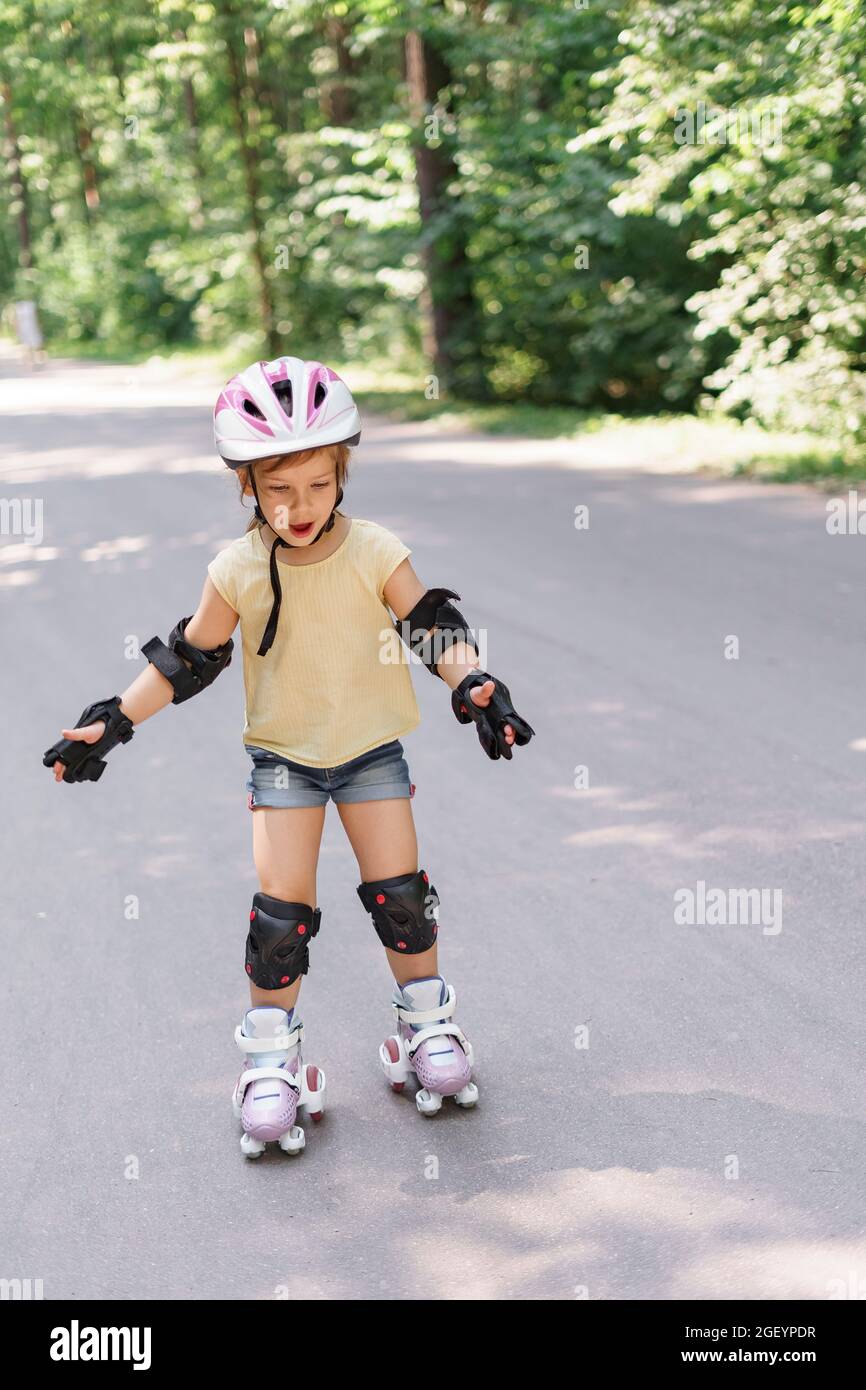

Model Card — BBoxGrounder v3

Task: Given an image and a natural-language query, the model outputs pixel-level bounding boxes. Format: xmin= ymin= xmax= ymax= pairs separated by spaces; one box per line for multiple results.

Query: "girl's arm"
xmin=384 ymin=559 xmax=480 ymax=689
xmin=127 ymin=577 xmax=238 ymax=719
xmin=384 ymin=559 xmax=521 ymax=751
xmin=47 ymin=578 xmax=238 ymax=782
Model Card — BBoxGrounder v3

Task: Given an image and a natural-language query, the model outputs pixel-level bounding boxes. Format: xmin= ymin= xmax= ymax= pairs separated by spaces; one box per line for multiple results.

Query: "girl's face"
xmin=254 ymin=449 xmax=338 ymax=545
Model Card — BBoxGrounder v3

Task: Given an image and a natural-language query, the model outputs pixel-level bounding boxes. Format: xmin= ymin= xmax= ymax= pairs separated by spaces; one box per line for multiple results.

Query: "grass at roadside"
xmin=352 ymin=374 xmax=861 ymax=486
xmin=41 ymin=338 xmax=248 ymax=380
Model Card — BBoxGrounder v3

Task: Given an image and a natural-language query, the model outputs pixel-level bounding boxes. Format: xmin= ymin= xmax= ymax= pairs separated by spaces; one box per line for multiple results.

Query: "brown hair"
xmin=236 ymin=442 xmax=352 ymax=533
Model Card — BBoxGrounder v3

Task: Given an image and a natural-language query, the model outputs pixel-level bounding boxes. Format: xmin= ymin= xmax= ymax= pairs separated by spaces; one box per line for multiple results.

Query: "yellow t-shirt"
xmin=207 ymin=516 xmax=421 ymax=768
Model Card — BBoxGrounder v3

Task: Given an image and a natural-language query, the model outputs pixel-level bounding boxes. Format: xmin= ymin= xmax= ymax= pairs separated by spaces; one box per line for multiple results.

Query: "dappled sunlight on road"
xmin=0 ymin=528 xmax=240 ymax=589
xmin=672 ymin=1242 xmax=866 ymax=1301
xmin=0 ymin=435 xmax=218 ymax=484
xmin=81 ymin=535 xmax=151 ymax=562
xmin=0 ymin=567 xmax=39 ymax=587
xmin=398 ymin=1162 xmax=865 ymax=1300
xmin=0 ymin=545 xmax=59 ymax=565
xmin=564 ymin=818 xmax=866 ymax=855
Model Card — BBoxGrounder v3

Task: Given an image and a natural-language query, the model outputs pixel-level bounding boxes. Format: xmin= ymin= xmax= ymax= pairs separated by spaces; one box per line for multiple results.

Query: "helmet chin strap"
xmin=248 ymin=467 xmax=344 ymax=657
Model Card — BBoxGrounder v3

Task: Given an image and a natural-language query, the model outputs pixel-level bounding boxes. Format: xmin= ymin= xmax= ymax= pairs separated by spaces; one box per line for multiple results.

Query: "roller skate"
xmin=231 ymin=1006 xmax=325 ymax=1157
xmin=379 ymin=976 xmax=478 ymax=1115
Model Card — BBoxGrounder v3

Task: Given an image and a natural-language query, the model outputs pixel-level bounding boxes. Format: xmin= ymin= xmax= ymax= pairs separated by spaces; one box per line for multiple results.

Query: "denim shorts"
xmin=244 ymin=738 xmax=415 ymax=810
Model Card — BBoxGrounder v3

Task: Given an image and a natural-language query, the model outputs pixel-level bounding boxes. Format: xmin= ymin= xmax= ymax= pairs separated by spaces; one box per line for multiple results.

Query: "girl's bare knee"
xmin=257 ymin=879 xmax=317 ymax=905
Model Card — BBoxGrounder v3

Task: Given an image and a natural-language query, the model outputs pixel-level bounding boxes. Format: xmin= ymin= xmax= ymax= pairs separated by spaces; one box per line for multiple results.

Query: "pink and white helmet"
xmin=213 ymin=356 xmax=361 ymax=467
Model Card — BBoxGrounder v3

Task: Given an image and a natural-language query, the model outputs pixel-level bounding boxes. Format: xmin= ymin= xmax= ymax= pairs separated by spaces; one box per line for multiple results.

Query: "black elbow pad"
xmin=397 ymin=588 xmax=479 ymax=678
xmin=142 ymin=616 xmax=234 ymax=704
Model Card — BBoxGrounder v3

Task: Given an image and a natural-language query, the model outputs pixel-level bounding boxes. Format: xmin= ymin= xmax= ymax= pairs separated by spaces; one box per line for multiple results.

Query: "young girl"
xmin=44 ymin=355 xmax=535 ymax=1158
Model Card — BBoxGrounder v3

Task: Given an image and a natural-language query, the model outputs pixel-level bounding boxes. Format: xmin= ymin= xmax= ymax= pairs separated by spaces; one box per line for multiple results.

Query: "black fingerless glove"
xmin=42 ymin=695 xmax=135 ymax=783
xmin=451 ymin=670 xmax=535 ymax=761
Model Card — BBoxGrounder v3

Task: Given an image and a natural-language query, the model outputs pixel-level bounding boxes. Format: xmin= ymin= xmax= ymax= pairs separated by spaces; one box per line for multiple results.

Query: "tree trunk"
xmin=171 ymin=26 xmax=206 ymax=227
xmin=76 ymin=122 xmax=100 ymax=212
xmin=1 ymin=81 xmax=33 ymax=270
xmin=60 ymin=21 xmax=100 ymax=219
xmin=404 ymin=23 xmax=478 ymax=394
xmin=108 ymin=33 xmax=127 ymax=107
xmin=219 ymin=2 xmax=278 ymax=354
xmin=181 ymin=72 xmax=206 ymax=228
xmin=321 ymin=17 xmax=359 ymax=126
xmin=243 ymin=25 xmax=263 ymax=135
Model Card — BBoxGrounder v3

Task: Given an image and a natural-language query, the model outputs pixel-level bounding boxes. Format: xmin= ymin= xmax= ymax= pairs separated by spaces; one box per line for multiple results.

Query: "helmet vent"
xmin=243 ymin=399 xmax=266 ymax=420
xmin=273 ymin=380 xmax=293 ymax=419
xmin=313 ymin=381 xmax=327 ymax=410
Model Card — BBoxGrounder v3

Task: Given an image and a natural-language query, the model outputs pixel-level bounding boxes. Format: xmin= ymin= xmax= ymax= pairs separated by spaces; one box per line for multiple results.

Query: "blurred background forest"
xmin=1 ymin=0 xmax=864 ymax=476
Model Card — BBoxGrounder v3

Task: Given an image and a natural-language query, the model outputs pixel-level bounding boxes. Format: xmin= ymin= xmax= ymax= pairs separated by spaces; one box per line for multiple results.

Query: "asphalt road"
xmin=2 ymin=350 xmax=864 ymax=1300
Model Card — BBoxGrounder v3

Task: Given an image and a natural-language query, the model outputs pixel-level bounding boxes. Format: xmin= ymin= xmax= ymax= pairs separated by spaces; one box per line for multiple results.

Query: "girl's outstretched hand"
xmin=451 ymin=670 xmax=535 ymax=761
xmin=469 ymin=680 xmax=515 ymax=746
xmin=50 ymin=721 xmax=105 ymax=781
xmin=44 ymin=695 xmax=135 ymax=783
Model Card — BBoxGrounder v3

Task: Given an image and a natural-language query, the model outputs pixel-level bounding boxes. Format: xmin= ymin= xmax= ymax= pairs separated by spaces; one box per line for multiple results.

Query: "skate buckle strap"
xmin=233 ymin=1063 xmax=303 ymax=1109
xmin=238 ymin=1063 xmax=302 ymax=1092
xmin=404 ymin=1021 xmax=469 ymax=1059
xmin=392 ymin=984 xmax=457 ymax=1028
xmin=392 ymin=987 xmax=469 ymax=1059
xmin=233 ymin=1021 xmax=304 ymax=1054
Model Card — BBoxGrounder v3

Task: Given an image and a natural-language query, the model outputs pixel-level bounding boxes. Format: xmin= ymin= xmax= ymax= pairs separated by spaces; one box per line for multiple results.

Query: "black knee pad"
xmin=245 ymin=894 xmax=321 ymax=989
xmin=357 ymin=869 xmax=440 ymax=954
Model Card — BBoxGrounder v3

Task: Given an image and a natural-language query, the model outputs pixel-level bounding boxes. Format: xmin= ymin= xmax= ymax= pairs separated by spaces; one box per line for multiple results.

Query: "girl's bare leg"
xmin=336 ymin=798 xmax=438 ymax=985
xmin=249 ymin=803 xmax=326 ymax=1011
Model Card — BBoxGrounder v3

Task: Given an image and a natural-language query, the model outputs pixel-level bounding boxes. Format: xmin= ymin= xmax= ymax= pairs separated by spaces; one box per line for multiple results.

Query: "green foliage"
xmin=0 ymin=0 xmax=861 ymax=451
xmin=581 ymin=0 xmax=866 ymax=450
